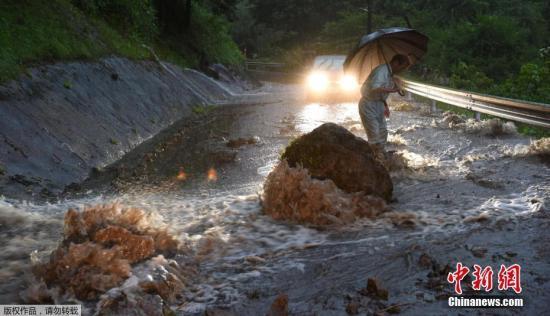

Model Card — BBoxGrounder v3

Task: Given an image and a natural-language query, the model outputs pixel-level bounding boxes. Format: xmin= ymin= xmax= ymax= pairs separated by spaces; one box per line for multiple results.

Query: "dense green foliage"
xmin=230 ymin=0 xmax=550 ymax=104
xmin=227 ymin=0 xmax=549 ymax=135
xmin=2 ymin=0 xmax=549 ymax=133
xmin=0 ymin=0 xmax=243 ymax=83
xmin=0 ymin=0 xmax=145 ymax=81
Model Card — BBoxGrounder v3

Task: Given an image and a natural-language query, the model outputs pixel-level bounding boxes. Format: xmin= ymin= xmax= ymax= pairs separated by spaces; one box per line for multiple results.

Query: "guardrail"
xmin=399 ymin=78 xmax=550 ymax=128
xmin=242 ymin=61 xmax=550 ymax=128
xmin=245 ymin=61 xmax=285 ymax=71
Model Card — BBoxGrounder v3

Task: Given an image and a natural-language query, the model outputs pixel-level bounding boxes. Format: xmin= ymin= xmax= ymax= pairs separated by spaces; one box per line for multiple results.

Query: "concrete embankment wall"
xmin=0 ymin=57 xmax=236 ymax=198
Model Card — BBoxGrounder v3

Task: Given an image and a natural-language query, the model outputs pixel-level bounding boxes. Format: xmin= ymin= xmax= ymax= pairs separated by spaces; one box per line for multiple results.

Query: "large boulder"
xmin=281 ymin=123 xmax=393 ymax=201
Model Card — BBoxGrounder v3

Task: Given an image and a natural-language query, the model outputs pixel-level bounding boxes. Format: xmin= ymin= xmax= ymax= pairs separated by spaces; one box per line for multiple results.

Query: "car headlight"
xmin=339 ymin=75 xmax=358 ymax=91
xmin=307 ymin=72 xmax=329 ymax=91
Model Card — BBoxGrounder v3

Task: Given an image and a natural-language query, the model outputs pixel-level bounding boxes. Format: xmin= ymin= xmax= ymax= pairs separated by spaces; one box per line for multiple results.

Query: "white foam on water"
xmin=399 ymin=150 xmax=440 ymax=169
xmin=0 ymin=199 xmax=63 ymax=281
xmin=2 ymin=95 xmax=547 ymax=310
xmin=388 ymin=134 xmax=408 ymax=146
xmin=257 ymin=159 xmax=278 ymax=177
xmin=476 ymin=185 xmax=548 ymax=216
xmin=296 ymin=102 xmax=358 ymax=133
xmin=503 ymin=137 xmax=550 ymax=157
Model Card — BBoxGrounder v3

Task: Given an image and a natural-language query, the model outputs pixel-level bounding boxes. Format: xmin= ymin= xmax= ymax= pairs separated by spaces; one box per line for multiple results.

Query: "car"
xmin=304 ymin=55 xmax=360 ymax=101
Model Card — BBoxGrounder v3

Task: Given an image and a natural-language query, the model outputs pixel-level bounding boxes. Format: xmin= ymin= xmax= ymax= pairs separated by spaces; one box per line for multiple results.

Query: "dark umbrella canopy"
xmin=343 ymin=27 xmax=429 ymax=84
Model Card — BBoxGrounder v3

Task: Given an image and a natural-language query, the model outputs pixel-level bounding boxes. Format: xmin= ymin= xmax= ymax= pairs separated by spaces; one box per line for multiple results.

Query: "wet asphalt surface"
xmin=2 ymin=83 xmax=549 ymax=315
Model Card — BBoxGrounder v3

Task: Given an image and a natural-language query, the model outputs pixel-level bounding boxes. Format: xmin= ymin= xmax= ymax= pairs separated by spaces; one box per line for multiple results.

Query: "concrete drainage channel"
xmin=0 ymin=58 xmax=267 ymax=201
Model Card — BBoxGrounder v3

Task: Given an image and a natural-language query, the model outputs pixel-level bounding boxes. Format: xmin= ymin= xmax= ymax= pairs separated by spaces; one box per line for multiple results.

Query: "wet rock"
xmin=463 ymin=213 xmax=490 ymax=223
xmin=226 ymin=136 xmax=260 ymax=148
xmin=90 ymin=167 xmax=104 ymax=177
xmin=418 ymin=253 xmax=434 ymax=268
xmin=262 ymin=161 xmax=388 ymax=226
xmin=210 ymin=148 xmax=238 ymax=164
xmin=422 ymin=261 xmax=452 ymax=292
xmin=385 ymin=304 xmax=402 ymax=314
xmin=9 ymin=174 xmax=36 ymax=186
xmin=96 ymin=292 xmax=174 ymax=316
xmin=363 ymin=278 xmax=389 ymax=301
xmin=346 ymin=301 xmax=360 ymax=314
xmin=63 ymin=182 xmax=82 ymax=194
xmin=441 ymin=111 xmax=465 ymax=126
xmin=246 ymin=289 xmax=261 ymax=300
xmin=19 ymin=279 xmax=54 ymax=304
xmin=267 ymin=293 xmax=288 ymax=316
xmin=470 ymin=246 xmax=487 ymax=258
xmin=139 ymin=269 xmax=184 ymax=303
xmin=505 ymin=251 xmax=517 ymax=258
xmin=39 ymin=188 xmax=57 ymax=200
xmin=244 ymin=255 xmax=266 ymax=265
xmin=465 ymin=173 xmax=504 ymax=189
xmin=281 ymin=123 xmax=393 ymax=201
xmin=384 ymin=212 xmax=418 ymax=228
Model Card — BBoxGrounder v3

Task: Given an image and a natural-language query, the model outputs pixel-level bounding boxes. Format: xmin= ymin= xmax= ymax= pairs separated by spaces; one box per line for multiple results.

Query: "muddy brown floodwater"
xmin=1 ymin=83 xmax=549 ymax=315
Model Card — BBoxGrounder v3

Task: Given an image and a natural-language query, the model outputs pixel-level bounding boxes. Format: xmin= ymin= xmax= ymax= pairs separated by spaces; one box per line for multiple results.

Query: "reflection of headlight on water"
xmin=307 ymin=72 xmax=328 ymax=91
xmin=339 ymin=75 xmax=358 ymax=91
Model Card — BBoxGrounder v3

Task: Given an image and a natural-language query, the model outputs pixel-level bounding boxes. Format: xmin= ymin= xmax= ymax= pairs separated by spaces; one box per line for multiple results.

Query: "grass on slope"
xmin=0 ymin=0 xmax=152 ymax=82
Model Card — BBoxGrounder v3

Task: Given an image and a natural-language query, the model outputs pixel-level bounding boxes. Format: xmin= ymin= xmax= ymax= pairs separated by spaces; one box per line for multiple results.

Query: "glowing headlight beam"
xmin=339 ymin=75 xmax=358 ymax=91
xmin=307 ymin=72 xmax=329 ymax=91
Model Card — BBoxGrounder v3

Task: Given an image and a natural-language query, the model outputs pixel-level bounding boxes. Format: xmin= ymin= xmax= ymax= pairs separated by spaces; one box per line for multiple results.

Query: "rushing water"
xmin=1 ymin=93 xmax=548 ymax=314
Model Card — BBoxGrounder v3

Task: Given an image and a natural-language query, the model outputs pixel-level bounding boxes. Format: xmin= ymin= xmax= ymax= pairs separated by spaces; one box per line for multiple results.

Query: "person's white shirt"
xmin=361 ymin=64 xmax=395 ymax=101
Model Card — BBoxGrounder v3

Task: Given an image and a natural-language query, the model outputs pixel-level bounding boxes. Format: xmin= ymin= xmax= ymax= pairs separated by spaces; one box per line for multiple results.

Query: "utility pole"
xmin=184 ymin=0 xmax=192 ymax=30
xmin=367 ymin=0 xmax=372 ymax=33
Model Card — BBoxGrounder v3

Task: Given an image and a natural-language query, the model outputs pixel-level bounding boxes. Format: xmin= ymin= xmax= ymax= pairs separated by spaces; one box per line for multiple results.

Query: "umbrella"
xmin=343 ymin=27 xmax=429 ymax=84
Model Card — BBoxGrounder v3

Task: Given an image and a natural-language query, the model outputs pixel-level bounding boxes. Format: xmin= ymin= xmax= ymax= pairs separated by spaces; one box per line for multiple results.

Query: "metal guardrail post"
xmin=474 ymin=112 xmax=481 ymax=121
xmin=431 ymin=100 xmax=437 ymax=113
xmin=468 ymin=93 xmax=481 ymax=121
xmin=407 ymin=91 xmax=412 ymax=101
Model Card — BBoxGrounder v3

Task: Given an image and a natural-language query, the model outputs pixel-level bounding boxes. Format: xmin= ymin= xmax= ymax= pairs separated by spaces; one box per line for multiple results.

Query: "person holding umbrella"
xmin=358 ymin=54 xmax=410 ymax=158
xmin=343 ymin=27 xmax=428 ymax=161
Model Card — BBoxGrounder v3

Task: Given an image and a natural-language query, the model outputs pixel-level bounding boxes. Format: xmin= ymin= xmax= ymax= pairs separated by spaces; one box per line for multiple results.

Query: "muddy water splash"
xmin=1 ymin=93 xmax=548 ymax=314
xmin=262 ymin=161 xmax=388 ymax=226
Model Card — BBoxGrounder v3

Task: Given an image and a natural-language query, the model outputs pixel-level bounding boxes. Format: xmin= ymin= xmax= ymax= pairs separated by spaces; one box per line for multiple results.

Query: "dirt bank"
xmin=1 ymin=83 xmax=548 ymax=314
xmin=0 ymin=58 xmax=258 ymax=201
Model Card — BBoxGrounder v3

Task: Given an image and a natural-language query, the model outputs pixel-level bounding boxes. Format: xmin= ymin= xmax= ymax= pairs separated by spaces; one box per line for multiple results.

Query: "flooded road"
xmin=1 ymin=84 xmax=549 ymax=315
